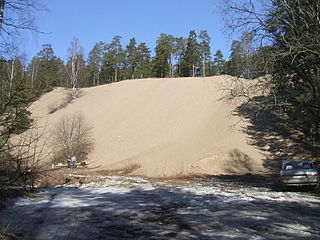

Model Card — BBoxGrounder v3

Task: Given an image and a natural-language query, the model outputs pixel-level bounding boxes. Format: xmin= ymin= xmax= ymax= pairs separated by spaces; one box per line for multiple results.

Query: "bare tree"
xmin=51 ymin=113 xmax=93 ymax=166
xmin=1 ymin=124 xmax=48 ymax=190
xmin=67 ymin=37 xmax=84 ymax=99
xmin=219 ymin=0 xmax=275 ymax=97
xmin=0 ymin=0 xmax=4 ymax=28
xmin=221 ymin=0 xmax=271 ymax=41
xmin=0 ymin=0 xmax=45 ymax=55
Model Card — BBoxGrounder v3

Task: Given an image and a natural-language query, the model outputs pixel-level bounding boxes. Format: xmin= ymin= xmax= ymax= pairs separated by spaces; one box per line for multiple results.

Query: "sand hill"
xmin=29 ymin=76 xmax=265 ymax=177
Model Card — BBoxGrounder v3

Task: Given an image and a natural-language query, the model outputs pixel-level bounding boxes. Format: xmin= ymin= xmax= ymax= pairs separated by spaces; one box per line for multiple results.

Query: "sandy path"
xmin=30 ymin=76 xmax=265 ymax=177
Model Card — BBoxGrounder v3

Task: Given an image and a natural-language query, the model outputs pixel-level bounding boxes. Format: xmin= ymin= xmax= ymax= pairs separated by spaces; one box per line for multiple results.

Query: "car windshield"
xmin=283 ymin=162 xmax=313 ymax=170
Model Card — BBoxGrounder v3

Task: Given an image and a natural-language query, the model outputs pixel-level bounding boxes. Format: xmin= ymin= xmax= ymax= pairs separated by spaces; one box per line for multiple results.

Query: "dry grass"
xmin=48 ymin=90 xmax=84 ymax=114
xmin=38 ymin=166 xmax=90 ymax=187
xmin=47 ymin=96 xmax=71 ymax=114
xmin=32 ymin=161 xmax=271 ymax=189
xmin=107 ymin=163 xmax=141 ymax=176
xmin=0 ymin=229 xmax=19 ymax=240
xmin=146 ymin=173 xmax=210 ymax=182
xmin=36 ymin=163 xmax=141 ymax=187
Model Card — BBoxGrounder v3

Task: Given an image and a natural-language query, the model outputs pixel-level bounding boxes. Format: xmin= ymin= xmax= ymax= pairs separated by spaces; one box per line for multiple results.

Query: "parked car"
xmin=280 ymin=159 xmax=319 ymax=190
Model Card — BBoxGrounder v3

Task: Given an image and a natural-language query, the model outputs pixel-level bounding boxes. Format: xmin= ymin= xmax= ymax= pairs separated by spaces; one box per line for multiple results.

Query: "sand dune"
xmin=30 ymin=76 xmax=265 ymax=177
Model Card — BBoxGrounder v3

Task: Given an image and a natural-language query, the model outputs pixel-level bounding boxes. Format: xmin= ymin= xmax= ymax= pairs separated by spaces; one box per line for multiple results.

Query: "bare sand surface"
xmin=29 ymin=76 xmax=265 ymax=177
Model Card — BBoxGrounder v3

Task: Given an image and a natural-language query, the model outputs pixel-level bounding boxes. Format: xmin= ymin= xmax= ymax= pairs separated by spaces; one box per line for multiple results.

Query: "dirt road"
xmin=1 ymin=176 xmax=320 ymax=239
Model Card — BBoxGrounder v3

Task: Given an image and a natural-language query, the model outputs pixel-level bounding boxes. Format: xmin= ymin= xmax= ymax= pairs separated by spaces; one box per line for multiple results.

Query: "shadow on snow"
xmin=1 ymin=186 xmax=320 ymax=240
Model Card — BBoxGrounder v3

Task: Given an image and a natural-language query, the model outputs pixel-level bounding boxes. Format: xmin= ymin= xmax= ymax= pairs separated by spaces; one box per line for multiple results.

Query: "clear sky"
xmin=24 ymin=0 xmax=233 ymax=62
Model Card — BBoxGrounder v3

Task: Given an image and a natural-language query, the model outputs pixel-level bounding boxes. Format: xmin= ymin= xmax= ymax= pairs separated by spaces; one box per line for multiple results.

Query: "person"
xmin=67 ymin=156 xmax=77 ymax=168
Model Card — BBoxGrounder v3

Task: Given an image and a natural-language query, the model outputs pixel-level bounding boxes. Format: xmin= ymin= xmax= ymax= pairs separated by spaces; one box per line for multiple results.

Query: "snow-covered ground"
xmin=1 ymin=176 xmax=320 ymax=240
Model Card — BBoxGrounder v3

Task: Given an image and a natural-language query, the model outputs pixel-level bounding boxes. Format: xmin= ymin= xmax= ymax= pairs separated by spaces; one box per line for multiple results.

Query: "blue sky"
xmin=24 ymin=0 xmax=233 ymax=62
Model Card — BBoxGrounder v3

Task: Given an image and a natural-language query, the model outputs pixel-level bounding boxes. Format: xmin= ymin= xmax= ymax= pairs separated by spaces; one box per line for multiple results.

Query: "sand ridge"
xmin=30 ymin=76 xmax=265 ymax=177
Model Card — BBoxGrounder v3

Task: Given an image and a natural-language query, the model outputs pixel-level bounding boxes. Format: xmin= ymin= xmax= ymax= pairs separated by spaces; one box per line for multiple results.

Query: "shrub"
xmin=1 ymin=126 xmax=47 ymax=190
xmin=51 ymin=113 xmax=93 ymax=165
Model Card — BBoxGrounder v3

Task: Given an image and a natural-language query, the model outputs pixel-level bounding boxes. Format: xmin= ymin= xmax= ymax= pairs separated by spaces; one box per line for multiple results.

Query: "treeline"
xmin=0 ymin=28 xmax=269 ymax=150
xmin=1 ymin=0 xmax=320 ymax=189
xmin=1 ymin=30 xmax=270 ymax=99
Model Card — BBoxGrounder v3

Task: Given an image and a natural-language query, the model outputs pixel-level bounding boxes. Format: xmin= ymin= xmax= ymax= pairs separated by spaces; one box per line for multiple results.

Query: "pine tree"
xmin=152 ymin=33 xmax=172 ymax=78
xmin=102 ymin=36 xmax=124 ymax=83
xmin=226 ymin=40 xmax=244 ymax=77
xmin=29 ymin=44 xmax=65 ymax=94
xmin=268 ymin=0 xmax=320 ymax=140
xmin=125 ymin=38 xmax=138 ymax=79
xmin=213 ymin=49 xmax=225 ymax=75
xmin=165 ymin=34 xmax=175 ymax=77
xmin=179 ymin=30 xmax=201 ymax=77
xmin=199 ymin=30 xmax=211 ymax=77
xmin=0 ymin=58 xmax=33 ymax=137
xmin=135 ymin=42 xmax=151 ymax=78
xmin=174 ymin=37 xmax=186 ymax=76
xmin=87 ymin=41 xmax=106 ymax=86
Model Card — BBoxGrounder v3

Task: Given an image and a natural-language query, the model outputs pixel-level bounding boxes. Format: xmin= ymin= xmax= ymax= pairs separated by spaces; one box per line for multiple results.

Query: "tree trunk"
xmin=71 ymin=58 xmax=79 ymax=99
xmin=9 ymin=60 xmax=15 ymax=95
xmin=170 ymin=63 xmax=174 ymax=77
xmin=92 ymin=72 xmax=96 ymax=86
xmin=0 ymin=0 xmax=4 ymax=29
xmin=31 ymin=62 xmax=38 ymax=89
xmin=115 ymin=68 xmax=118 ymax=82
xmin=192 ymin=64 xmax=195 ymax=77
xmin=97 ymin=70 xmax=100 ymax=85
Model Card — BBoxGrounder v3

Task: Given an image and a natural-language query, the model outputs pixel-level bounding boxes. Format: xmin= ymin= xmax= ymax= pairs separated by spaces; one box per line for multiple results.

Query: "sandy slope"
xmin=30 ymin=76 xmax=265 ymax=177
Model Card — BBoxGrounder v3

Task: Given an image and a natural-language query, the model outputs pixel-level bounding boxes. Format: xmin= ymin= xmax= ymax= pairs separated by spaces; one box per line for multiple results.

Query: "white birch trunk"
xmin=192 ymin=64 xmax=195 ymax=77
xmin=31 ymin=62 xmax=38 ymax=89
xmin=71 ymin=57 xmax=78 ymax=99
xmin=8 ymin=60 xmax=15 ymax=96
xmin=68 ymin=38 xmax=83 ymax=99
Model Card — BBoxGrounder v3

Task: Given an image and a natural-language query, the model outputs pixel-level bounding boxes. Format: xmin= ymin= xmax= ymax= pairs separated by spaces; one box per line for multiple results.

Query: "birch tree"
xmin=67 ymin=37 xmax=84 ymax=99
